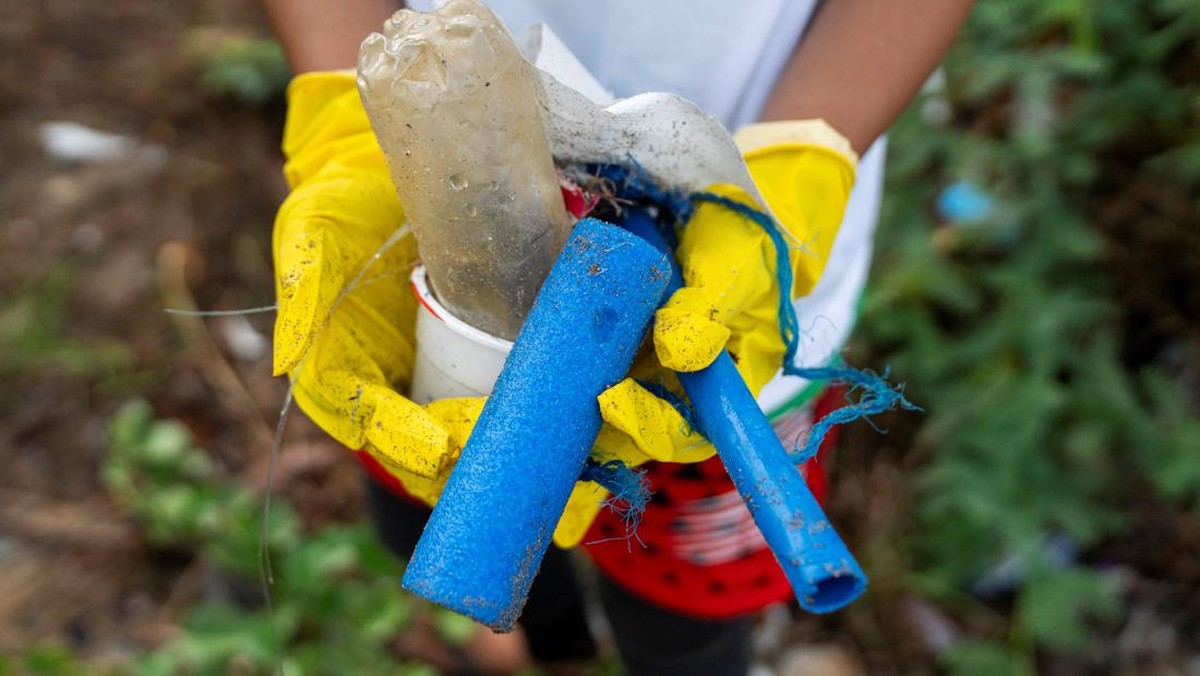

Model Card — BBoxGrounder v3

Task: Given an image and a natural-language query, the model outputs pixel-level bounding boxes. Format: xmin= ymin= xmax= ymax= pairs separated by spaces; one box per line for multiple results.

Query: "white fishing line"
xmin=255 ymin=223 xmax=413 ymax=667
xmin=164 ymin=305 xmax=277 ymax=316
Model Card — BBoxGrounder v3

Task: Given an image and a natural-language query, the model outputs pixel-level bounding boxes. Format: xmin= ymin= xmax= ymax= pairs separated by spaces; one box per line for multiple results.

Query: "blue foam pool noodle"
xmin=402 ymin=218 xmax=671 ymax=631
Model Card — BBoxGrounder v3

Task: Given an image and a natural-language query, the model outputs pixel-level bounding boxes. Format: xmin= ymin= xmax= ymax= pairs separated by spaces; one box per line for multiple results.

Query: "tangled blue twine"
xmin=788 ymin=365 xmax=921 ymax=463
xmin=635 ymin=378 xmax=708 ymax=438
xmin=586 ymin=161 xmax=919 ymax=470
xmin=581 ymin=458 xmax=651 ymax=535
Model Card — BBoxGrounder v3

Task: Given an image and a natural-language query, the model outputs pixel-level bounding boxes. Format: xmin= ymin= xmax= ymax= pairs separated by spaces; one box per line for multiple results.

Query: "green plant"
xmin=0 ymin=645 xmax=97 ymax=676
xmin=104 ymin=401 xmax=461 ymax=675
xmin=199 ymin=37 xmax=290 ymax=106
xmin=105 ymin=399 xmax=298 ymax=576
xmin=0 ymin=267 xmax=135 ymax=384
xmin=858 ymin=0 xmax=1200 ymax=668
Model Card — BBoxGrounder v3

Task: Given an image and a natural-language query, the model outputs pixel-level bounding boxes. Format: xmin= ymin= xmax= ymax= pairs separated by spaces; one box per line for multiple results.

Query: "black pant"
xmin=365 ymin=476 xmax=752 ymax=675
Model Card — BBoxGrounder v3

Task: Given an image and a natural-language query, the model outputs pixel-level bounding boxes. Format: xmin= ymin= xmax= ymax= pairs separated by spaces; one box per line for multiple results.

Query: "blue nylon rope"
xmin=583 ymin=162 xmax=918 ymax=469
xmin=788 ymin=366 xmax=921 ymax=463
xmin=581 ymin=458 xmax=650 ymax=533
xmin=635 ymin=378 xmax=709 ymax=438
xmin=589 ymin=163 xmax=803 ymax=369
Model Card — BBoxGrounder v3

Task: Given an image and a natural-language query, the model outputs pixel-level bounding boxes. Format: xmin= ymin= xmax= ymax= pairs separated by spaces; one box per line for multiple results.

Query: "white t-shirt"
xmin=412 ymin=0 xmax=886 ymax=413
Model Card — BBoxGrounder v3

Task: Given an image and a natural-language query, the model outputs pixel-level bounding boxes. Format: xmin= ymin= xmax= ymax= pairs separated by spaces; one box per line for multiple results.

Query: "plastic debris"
xmin=218 ymin=316 xmax=271 ymax=362
xmin=919 ymin=68 xmax=952 ymax=127
xmin=515 ymin=23 xmax=613 ymax=105
xmin=900 ymin=595 xmax=961 ymax=654
xmin=402 ymin=219 xmax=672 ymax=630
xmin=358 ymin=0 xmax=572 ymax=340
xmin=935 ymin=180 xmax=994 ymax=223
xmin=776 ymin=644 xmax=866 ymax=676
xmin=39 ymin=121 xmax=166 ymax=168
xmin=971 ymin=532 xmax=1079 ymax=596
xmin=40 ymin=121 xmax=134 ymax=162
xmin=517 ymin=23 xmax=768 ymax=207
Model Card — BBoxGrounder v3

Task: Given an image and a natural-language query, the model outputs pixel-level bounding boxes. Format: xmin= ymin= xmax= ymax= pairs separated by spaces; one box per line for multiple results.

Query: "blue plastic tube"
xmin=402 ymin=218 xmax=671 ymax=631
xmin=619 ymin=208 xmax=866 ymax=613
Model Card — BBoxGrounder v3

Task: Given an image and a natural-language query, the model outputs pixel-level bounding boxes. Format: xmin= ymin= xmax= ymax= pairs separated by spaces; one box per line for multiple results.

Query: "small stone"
xmin=218 ymin=316 xmax=270 ymax=362
xmin=70 ymin=222 xmax=104 ymax=254
xmin=777 ymin=644 xmax=865 ymax=676
xmin=40 ymin=121 xmax=136 ymax=163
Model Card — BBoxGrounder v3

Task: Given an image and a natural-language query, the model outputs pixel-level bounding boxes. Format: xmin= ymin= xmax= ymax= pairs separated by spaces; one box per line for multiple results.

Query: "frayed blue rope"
xmin=635 ymin=379 xmax=708 ymax=438
xmin=585 ymin=161 xmax=921 ymax=468
xmin=789 ymin=366 xmax=922 ymax=463
xmin=591 ymin=163 xmax=803 ymax=374
xmin=588 ymin=162 xmax=693 ymax=247
xmin=581 ymin=458 xmax=651 ymax=534
xmin=679 ymin=195 xmax=921 ymax=459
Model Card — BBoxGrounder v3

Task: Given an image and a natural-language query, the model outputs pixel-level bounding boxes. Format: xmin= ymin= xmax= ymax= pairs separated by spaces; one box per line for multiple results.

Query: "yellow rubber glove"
xmin=272 ymin=72 xmax=712 ymax=546
xmin=273 ymin=71 xmax=450 ymax=480
xmin=653 ymin=120 xmax=858 ymax=395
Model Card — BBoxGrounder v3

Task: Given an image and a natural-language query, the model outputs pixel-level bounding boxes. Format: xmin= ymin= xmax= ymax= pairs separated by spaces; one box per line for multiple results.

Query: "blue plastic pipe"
xmin=402 ymin=218 xmax=671 ymax=631
xmin=618 ymin=208 xmax=867 ymax=613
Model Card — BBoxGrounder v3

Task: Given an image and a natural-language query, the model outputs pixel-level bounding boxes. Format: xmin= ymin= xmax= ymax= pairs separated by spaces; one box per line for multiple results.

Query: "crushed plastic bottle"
xmin=358 ymin=0 xmax=572 ymax=340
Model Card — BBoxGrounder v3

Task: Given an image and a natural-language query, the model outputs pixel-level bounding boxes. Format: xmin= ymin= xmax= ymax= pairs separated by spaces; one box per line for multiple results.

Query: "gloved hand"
xmin=652 ymin=121 xmax=858 ymax=395
xmin=272 ymin=71 xmax=713 ymax=547
xmin=273 ymin=71 xmax=450 ymax=481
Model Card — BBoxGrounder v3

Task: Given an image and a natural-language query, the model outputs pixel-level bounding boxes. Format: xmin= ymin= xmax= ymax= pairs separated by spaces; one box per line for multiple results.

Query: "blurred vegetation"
xmin=860 ymin=0 xmax=1200 ymax=671
xmin=196 ymin=35 xmax=290 ymax=107
xmin=101 ymin=401 xmax=464 ymax=675
xmin=0 ymin=266 xmax=136 ymax=401
xmin=0 ymin=645 xmax=96 ymax=676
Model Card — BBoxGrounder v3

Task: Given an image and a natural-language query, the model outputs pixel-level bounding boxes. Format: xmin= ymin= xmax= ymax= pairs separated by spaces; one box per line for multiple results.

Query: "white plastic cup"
xmin=409 ymin=265 xmax=514 ymax=405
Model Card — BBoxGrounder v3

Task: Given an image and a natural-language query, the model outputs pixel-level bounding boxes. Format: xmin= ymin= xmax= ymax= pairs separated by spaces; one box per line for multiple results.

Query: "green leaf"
xmin=941 ymin=640 xmax=1032 ymax=676
xmin=19 ymin=645 xmax=82 ymax=676
xmin=1016 ymin=567 xmax=1121 ymax=651
xmin=161 ymin=604 xmax=286 ymax=672
xmin=200 ymin=38 xmax=290 ymax=106
xmin=108 ymin=399 xmax=154 ymax=451
xmin=140 ymin=421 xmax=194 ymax=467
xmin=434 ymin=609 xmax=478 ymax=646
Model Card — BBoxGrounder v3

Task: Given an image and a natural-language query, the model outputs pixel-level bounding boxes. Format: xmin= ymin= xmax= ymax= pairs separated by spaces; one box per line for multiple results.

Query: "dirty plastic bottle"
xmin=358 ymin=0 xmax=571 ymax=340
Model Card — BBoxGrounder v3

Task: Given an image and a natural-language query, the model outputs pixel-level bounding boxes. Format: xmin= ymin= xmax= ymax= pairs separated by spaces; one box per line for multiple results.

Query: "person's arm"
xmin=263 ymin=0 xmax=403 ymax=73
xmin=760 ymin=0 xmax=974 ymax=155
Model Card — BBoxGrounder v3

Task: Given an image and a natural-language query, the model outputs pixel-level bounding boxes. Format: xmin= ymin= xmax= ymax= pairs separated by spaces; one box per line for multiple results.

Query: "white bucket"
xmin=409 ymin=265 xmax=514 ymax=405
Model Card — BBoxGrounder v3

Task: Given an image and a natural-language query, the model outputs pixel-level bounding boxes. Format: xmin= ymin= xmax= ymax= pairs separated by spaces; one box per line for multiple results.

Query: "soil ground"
xmin=0 ymin=0 xmax=364 ymax=661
